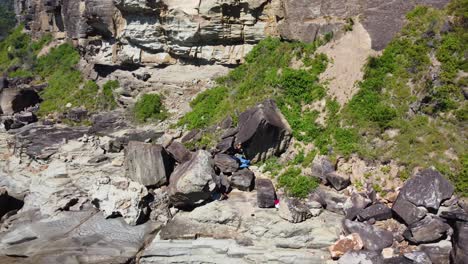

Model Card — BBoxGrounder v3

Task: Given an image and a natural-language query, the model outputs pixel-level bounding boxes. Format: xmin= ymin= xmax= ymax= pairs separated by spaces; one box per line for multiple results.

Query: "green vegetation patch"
xmin=134 ymin=93 xmax=167 ymax=123
xmin=278 ymin=167 xmax=319 ymax=198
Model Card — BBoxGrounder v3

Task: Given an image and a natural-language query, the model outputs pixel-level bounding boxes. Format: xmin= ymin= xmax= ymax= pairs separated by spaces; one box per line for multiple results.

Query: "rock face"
xmin=168 ymin=150 xmax=216 ymax=208
xmin=393 ymin=169 xmax=454 ymax=225
xmin=403 ymin=215 xmax=451 ymax=244
xmin=231 ymin=168 xmax=255 ymax=191
xmin=278 ymin=198 xmax=312 ymax=223
xmin=125 ymin=141 xmax=175 ymax=187
xmin=256 ymin=178 xmax=276 ymax=208
xmin=343 ymin=219 xmax=393 ymax=251
xmin=214 ymin=153 xmax=239 ymax=174
xmin=235 ymin=100 xmax=292 ymax=163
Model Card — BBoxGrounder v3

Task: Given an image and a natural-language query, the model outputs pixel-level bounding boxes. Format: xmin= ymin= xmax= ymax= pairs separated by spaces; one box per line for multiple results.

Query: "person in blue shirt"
xmin=234 ymin=142 xmax=250 ymax=168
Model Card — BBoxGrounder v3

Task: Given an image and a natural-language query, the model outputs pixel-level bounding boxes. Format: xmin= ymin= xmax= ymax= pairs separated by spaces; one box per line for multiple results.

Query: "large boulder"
xmin=256 ymin=178 xmax=276 ymax=208
xmin=235 ymin=100 xmax=292 ymax=163
xmin=393 ymin=169 xmax=453 ymax=225
xmin=230 ymin=169 xmax=255 ymax=191
xmin=214 ymin=154 xmax=239 ymax=174
xmin=91 ymin=176 xmax=149 ymax=225
xmin=168 ymin=150 xmax=217 ymax=208
xmin=278 ymin=197 xmax=312 ymax=223
xmin=420 ymin=240 xmax=452 ymax=264
xmin=125 ymin=141 xmax=175 ymax=187
xmin=343 ymin=219 xmax=393 ymax=251
xmin=403 ymin=215 xmax=451 ymax=244
xmin=166 ymin=141 xmax=192 ymax=163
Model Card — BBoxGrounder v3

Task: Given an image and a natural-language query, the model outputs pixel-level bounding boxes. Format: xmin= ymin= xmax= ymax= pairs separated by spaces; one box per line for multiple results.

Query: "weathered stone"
xmin=235 ymin=100 xmax=292 ymax=163
xmin=344 ymin=193 xmax=372 ymax=220
xmin=404 ymin=251 xmax=432 ymax=264
xmin=311 ymin=186 xmax=347 ymax=214
xmin=166 ymin=141 xmax=192 ymax=163
xmin=343 ymin=219 xmax=393 ymax=251
xmin=256 ymin=178 xmax=276 ymax=208
xmin=398 ymin=169 xmax=454 ymax=210
xmin=230 ymin=169 xmax=255 ymax=191
xmin=403 ymin=215 xmax=451 ymax=244
xmin=88 ymin=155 xmax=109 ymax=164
xmin=214 ymin=154 xmax=239 ymax=174
xmin=329 ymin=233 xmax=364 ymax=259
xmin=149 ymin=187 xmax=171 ymax=223
xmin=311 ymin=155 xmax=335 ymax=184
xmin=66 ymin=107 xmax=88 ymax=122
xmin=420 ymin=240 xmax=452 ymax=264
xmin=125 ymin=141 xmax=175 ymax=187
xmin=279 ymin=198 xmax=312 ymax=223
xmin=326 ymin=171 xmax=350 ymax=191
xmin=168 ymin=150 xmax=216 ymax=208
xmin=91 ymin=176 xmax=149 ymax=225
xmin=392 ymin=196 xmax=428 ymax=225
xmin=357 ymin=203 xmax=393 ymax=222
xmin=216 ymin=136 xmax=234 ymax=153
xmin=338 ymin=250 xmax=384 ymax=264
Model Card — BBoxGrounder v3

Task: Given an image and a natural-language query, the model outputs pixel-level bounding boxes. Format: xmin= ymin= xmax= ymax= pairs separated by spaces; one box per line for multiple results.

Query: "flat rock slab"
xmin=0 ymin=209 xmax=157 ymax=263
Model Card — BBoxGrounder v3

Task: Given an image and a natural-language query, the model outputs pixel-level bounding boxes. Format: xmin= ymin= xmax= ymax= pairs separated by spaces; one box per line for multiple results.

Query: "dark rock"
xmin=311 ymin=186 xmax=347 ymax=214
xmin=0 ymin=188 xmax=24 ymax=219
xmin=214 ymin=154 xmax=239 ymax=174
xmin=338 ymin=250 xmax=384 ymax=264
xmin=256 ymin=178 xmax=276 ymax=208
xmin=125 ymin=141 xmax=175 ymax=187
xmin=66 ymin=108 xmax=88 ymax=122
xmin=311 ymin=155 xmax=335 ymax=184
xmin=88 ymin=155 xmax=109 ymax=164
xmin=400 ymin=169 xmax=454 ymax=210
xmin=181 ymin=129 xmax=201 ymax=143
xmin=235 ymin=99 xmax=292 ymax=163
xmin=278 ymin=198 xmax=312 ymax=223
xmin=326 ymin=172 xmax=350 ymax=191
xmin=393 ymin=169 xmax=453 ymax=225
xmin=221 ymin=127 xmax=238 ymax=139
xmin=166 ymin=141 xmax=192 ymax=163
xmin=383 ymin=256 xmax=414 ymax=264
xmin=420 ymin=241 xmax=452 ymax=264
xmin=403 ymin=215 xmax=451 ymax=244
xmin=439 ymin=207 xmax=468 ymax=222
xmin=343 ymin=219 xmax=393 ymax=251
xmin=344 ymin=193 xmax=372 ymax=220
xmin=451 ymin=220 xmax=468 ymax=263
xmin=89 ymin=112 xmax=127 ymax=134
xmin=357 ymin=203 xmax=393 ymax=222
xmin=230 ymin=169 xmax=255 ymax=191
xmin=168 ymin=150 xmax=216 ymax=209
xmin=133 ymin=72 xmax=151 ymax=81
xmin=219 ymin=116 xmax=233 ymax=129
xmin=392 ymin=196 xmax=428 ymax=225
xmin=216 ymin=136 xmax=234 ymax=153
xmin=15 ymin=112 xmax=37 ymax=124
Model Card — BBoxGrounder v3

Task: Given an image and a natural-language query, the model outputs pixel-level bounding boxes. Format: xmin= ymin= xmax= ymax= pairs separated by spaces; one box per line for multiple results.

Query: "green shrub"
xmin=134 ymin=94 xmax=167 ymax=123
xmin=278 ymin=167 xmax=319 ymax=198
xmin=99 ymin=80 xmax=119 ymax=110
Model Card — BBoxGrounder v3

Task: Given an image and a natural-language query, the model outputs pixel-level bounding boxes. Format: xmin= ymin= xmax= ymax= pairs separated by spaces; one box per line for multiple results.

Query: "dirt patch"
xmin=318 ymin=19 xmax=379 ymax=106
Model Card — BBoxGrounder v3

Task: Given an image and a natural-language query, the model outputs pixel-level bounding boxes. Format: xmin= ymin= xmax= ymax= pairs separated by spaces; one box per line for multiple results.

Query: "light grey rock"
xmin=310 ymin=186 xmax=347 ymax=214
xmin=125 ymin=141 xmax=175 ymax=187
xmin=337 ymin=250 xmax=383 ymax=264
xmin=311 ymin=155 xmax=335 ymax=184
xmin=0 ymin=209 xmax=156 ymax=263
xmin=168 ymin=150 xmax=216 ymax=208
xmin=91 ymin=176 xmax=149 ymax=225
xmin=278 ymin=198 xmax=312 ymax=223
xmin=404 ymin=251 xmax=432 ymax=264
